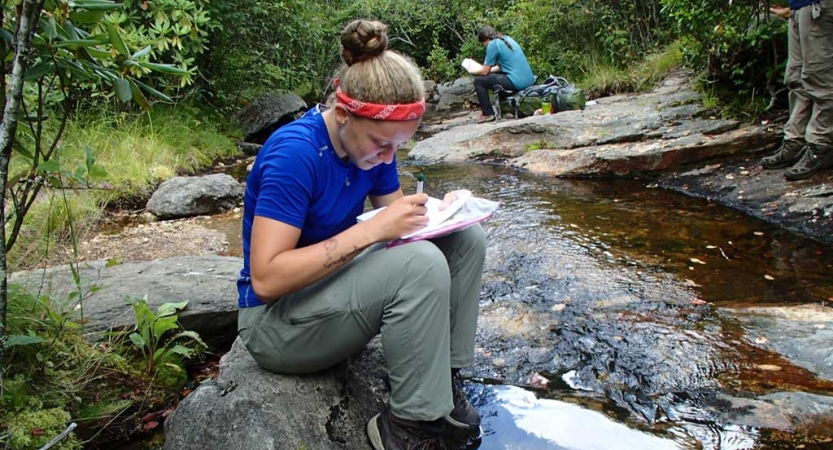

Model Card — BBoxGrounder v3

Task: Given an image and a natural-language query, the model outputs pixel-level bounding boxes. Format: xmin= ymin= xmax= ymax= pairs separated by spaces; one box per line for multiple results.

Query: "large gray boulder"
xmin=10 ymin=256 xmax=241 ymax=342
xmin=163 ymin=337 xmax=388 ymax=450
xmin=437 ymin=77 xmax=476 ymax=111
xmin=236 ymin=92 xmax=307 ymax=144
xmin=147 ymin=173 xmax=243 ymax=220
xmin=410 ymin=75 xmax=776 ymax=177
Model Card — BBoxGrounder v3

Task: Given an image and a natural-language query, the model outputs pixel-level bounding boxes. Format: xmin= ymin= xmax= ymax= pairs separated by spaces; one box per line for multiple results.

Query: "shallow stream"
xmin=206 ymin=153 xmax=833 ymax=450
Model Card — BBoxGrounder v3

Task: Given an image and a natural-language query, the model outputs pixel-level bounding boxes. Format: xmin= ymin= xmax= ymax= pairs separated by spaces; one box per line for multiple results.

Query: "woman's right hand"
xmin=367 ymin=193 xmax=430 ymax=242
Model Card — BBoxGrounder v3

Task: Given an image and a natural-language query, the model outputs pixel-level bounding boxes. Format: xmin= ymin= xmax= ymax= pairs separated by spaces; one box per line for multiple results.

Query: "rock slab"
xmin=10 ymin=256 xmax=242 ymax=343
xmin=163 ymin=338 xmax=388 ymax=450
xmin=410 ymin=73 xmax=776 ymax=178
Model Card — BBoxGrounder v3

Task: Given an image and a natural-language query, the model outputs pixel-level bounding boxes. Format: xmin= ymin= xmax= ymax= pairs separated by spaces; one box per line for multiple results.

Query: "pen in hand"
xmin=416 ymin=173 xmax=425 ymax=194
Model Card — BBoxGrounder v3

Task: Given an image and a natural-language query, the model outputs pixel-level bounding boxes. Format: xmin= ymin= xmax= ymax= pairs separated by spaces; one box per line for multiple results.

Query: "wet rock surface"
xmin=410 ymin=71 xmax=831 ymax=245
xmin=724 ymin=304 xmax=833 ymax=381
xmin=658 ymin=155 xmax=833 ymax=244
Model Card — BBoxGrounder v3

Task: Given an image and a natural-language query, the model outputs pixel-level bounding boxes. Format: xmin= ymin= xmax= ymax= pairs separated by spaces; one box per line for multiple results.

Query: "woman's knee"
xmin=394 ymin=241 xmax=451 ymax=288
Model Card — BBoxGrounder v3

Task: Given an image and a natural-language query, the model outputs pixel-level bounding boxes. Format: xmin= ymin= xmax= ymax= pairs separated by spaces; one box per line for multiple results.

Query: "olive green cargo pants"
xmin=783 ymin=0 xmax=833 ymax=148
xmin=238 ymin=225 xmax=486 ymax=421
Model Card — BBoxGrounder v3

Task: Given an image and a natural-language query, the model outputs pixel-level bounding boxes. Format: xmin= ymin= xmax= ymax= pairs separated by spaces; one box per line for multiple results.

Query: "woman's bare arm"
xmin=250 ymin=192 xmax=429 ymax=301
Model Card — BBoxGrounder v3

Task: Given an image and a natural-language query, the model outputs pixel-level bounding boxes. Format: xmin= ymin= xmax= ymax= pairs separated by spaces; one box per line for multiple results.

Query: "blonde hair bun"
xmin=341 ymin=20 xmax=389 ymax=66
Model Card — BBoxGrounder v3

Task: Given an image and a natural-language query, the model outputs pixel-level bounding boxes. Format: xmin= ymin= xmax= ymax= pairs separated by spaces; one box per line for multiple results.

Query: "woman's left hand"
xmin=439 ymin=189 xmax=472 ymax=210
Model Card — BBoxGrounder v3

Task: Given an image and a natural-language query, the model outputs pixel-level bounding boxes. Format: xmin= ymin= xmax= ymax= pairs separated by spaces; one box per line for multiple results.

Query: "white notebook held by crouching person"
xmin=356 ymin=191 xmax=501 ymax=247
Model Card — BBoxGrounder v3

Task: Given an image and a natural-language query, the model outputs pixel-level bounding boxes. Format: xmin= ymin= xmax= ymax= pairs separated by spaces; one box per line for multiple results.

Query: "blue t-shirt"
xmin=789 ymin=0 xmax=814 ymax=9
xmin=237 ymin=106 xmax=400 ymax=307
xmin=484 ymin=36 xmax=535 ymax=90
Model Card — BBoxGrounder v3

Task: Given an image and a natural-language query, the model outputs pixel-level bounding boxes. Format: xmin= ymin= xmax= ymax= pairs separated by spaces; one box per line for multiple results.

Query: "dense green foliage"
xmin=185 ymin=0 xmax=785 ymax=109
xmin=0 ymin=0 xmax=775 ymax=111
xmin=661 ymin=0 xmax=787 ymax=113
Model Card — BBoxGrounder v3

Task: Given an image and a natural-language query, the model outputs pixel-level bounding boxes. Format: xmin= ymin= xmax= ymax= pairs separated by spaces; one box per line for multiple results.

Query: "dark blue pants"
xmin=474 ymin=74 xmax=516 ymax=116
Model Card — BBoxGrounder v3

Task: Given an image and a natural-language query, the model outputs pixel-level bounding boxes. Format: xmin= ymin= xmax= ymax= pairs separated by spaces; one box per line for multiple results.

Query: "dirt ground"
xmin=45 ymin=211 xmax=240 ymax=267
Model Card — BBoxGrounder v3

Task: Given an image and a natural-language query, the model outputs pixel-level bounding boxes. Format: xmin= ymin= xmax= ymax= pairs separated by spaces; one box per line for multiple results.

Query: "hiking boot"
xmin=367 ymin=408 xmax=447 ymax=450
xmin=784 ymin=144 xmax=833 ymax=181
xmin=761 ymin=139 xmax=806 ymax=170
xmin=474 ymin=114 xmax=495 ymax=123
xmin=443 ymin=374 xmax=481 ymax=431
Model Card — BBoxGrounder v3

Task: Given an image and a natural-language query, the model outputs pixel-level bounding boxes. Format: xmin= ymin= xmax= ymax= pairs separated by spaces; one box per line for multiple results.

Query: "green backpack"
xmin=543 ymin=76 xmax=586 ymax=112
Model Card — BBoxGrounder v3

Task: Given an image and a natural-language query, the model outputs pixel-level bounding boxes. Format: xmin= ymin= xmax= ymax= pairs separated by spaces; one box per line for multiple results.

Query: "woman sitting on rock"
xmin=467 ymin=25 xmax=535 ymax=123
xmin=236 ymin=19 xmax=487 ymax=450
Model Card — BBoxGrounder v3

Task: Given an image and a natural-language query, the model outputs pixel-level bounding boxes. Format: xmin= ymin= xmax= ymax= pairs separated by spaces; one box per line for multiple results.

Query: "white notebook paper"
xmin=356 ymin=191 xmax=500 ymax=246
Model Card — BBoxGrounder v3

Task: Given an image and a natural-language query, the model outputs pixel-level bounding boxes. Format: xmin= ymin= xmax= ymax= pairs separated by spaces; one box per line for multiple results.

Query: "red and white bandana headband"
xmin=334 ymin=81 xmax=425 ymax=121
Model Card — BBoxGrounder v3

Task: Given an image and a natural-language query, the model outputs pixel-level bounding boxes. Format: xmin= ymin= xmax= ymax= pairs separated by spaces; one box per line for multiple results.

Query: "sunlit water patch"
xmin=464 ymin=383 xmax=769 ymax=450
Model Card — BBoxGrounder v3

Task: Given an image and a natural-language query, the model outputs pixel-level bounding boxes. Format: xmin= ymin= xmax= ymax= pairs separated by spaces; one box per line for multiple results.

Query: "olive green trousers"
xmin=238 ymin=225 xmax=486 ymax=421
xmin=783 ymin=0 xmax=833 ymax=148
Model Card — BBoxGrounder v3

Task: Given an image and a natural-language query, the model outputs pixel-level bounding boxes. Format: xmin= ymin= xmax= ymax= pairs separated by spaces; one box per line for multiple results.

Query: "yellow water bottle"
xmin=541 ymin=101 xmax=551 ymax=115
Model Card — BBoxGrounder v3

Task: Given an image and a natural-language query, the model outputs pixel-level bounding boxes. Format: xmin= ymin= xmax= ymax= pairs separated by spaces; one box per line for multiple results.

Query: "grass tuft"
xmin=6 ymin=103 xmax=238 ymax=269
xmin=578 ymin=41 xmax=683 ymax=98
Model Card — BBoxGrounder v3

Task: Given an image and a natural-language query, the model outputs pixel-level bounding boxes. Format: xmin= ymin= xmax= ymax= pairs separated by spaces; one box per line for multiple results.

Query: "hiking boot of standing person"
xmin=761 ymin=139 xmax=806 ymax=170
xmin=367 ymin=408 xmax=447 ymax=450
xmin=784 ymin=144 xmax=833 ymax=181
xmin=443 ymin=372 xmax=481 ymax=431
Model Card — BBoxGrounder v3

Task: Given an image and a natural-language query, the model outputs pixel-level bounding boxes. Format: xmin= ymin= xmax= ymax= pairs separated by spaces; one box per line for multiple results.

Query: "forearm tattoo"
xmin=323 ymin=238 xmax=361 ymax=269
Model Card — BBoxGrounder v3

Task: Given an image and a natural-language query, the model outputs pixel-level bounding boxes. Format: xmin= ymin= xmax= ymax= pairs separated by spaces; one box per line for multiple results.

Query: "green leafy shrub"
xmin=126 ymin=299 xmax=207 ymax=375
xmin=424 ymin=42 xmax=460 ymax=83
xmin=661 ymin=0 xmax=787 ymax=113
xmin=1 ymin=285 xmax=143 ymax=448
xmin=502 ymin=0 xmax=671 ymax=80
xmin=95 ymin=0 xmax=215 ymax=92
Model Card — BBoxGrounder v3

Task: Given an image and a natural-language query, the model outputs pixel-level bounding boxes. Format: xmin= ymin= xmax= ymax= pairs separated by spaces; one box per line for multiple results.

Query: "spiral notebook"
xmin=357 ymin=192 xmax=501 ymax=247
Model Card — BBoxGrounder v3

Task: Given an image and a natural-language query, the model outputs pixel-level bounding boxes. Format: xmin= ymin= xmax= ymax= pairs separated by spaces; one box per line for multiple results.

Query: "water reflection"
xmin=474 ymin=384 xmax=697 ymax=450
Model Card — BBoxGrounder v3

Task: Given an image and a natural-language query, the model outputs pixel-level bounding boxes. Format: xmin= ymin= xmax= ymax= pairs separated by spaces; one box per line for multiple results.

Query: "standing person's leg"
xmin=238 ymin=240 xmax=454 ymax=423
xmin=785 ymin=0 xmax=833 ymax=180
xmin=763 ymin=10 xmax=813 ymax=169
xmin=784 ymin=10 xmax=814 ymax=142
xmin=473 ymin=74 xmax=516 ymax=118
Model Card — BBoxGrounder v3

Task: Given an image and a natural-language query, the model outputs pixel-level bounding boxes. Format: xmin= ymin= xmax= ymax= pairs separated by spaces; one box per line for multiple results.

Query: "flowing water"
xmin=208 ymin=153 xmax=833 ymax=450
